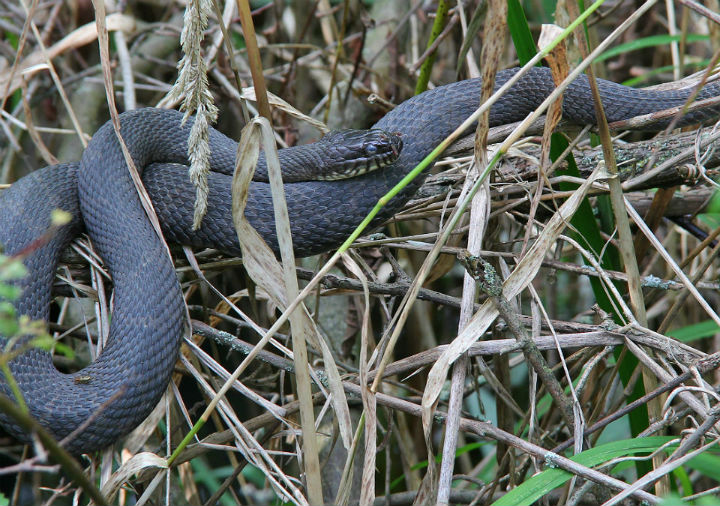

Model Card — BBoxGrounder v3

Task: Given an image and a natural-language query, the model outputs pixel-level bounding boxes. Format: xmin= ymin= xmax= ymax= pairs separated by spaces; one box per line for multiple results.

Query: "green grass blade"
xmin=415 ymin=0 xmax=450 ymax=95
xmin=507 ymin=0 xmax=538 ymax=65
xmin=597 ymin=33 xmax=709 ymax=62
xmin=667 ymin=320 xmax=720 ymax=342
xmin=455 ymin=1 xmax=486 ymax=78
xmin=492 ymin=437 xmax=675 ymax=506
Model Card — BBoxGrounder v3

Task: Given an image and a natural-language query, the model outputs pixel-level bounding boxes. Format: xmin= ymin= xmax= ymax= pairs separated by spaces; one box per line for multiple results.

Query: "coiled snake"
xmin=1 ymin=67 xmax=719 ymax=454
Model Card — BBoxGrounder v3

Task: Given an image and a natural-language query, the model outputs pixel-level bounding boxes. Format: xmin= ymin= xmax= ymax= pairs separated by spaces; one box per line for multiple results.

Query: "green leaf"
xmin=455 ymin=1 xmax=486 ymax=78
xmin=0 ymin=319 xmax=19 ymax=337
xmin=683 ymin=450 xmax=720 ymax=481
xmin=597 ymin=34 xmax=709 ymax=63
xmin=671 ymin=465 xmax=693 ymax=499
xmin=0 ymin=283 xmax=20 ymax=301
xmin=660 ymin=493 xmax=720 ymax=505
xmin=507 ymin=0 xmax=538 ymax=66
xmin=667 ymin=320 xmax=720 ymax=342
xmin=697 ymin=496 xmax=720 ymax=506
xmin=190 ymin=459 xmax=238 ymax=506
xmin=0 ymin=301 xmax=16 ymax=318
xmin=699 ymin=212 xmax=720 ymax=230
xmin=0 ymin=257 xmax=27 ymax=281
xmin=493 ymin=438 xmax=720 ymax=505
xmin=414 ymin=0 xmax=450 ymax=94
xmin=492 ymin=437 xmax=675 ymax=506
xmin=622 ymin=61 xmax=711 ymax=86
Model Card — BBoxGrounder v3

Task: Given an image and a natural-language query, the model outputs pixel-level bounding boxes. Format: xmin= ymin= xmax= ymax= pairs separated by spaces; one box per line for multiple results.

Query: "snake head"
xmin=317 ymin=129 xmax=403 ymax=180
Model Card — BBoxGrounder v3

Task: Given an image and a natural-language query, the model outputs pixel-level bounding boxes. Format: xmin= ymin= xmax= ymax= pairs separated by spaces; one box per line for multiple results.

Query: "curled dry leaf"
xmin=100 ymin=452 xmax=167 ymax=502
xmin=240 ymin=87 xmax=329 ymax=133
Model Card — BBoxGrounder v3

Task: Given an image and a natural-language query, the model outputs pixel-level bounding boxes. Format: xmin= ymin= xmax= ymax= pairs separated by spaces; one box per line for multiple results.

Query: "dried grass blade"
xmin=230 ymin=118 xmax=358 ymax=503
xmin=240 ymin=87 xmax=329 ymax=133
xmin=337 ymin=254 xmax=375 ymax=506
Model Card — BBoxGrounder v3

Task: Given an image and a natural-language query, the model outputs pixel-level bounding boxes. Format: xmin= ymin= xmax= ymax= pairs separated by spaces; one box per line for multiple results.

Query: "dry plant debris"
xmin=1 ymin=1 xmax=720 ymax=505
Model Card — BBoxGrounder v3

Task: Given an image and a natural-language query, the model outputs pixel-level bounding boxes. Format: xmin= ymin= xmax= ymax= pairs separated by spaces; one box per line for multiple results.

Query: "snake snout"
xmin=316 ymin=128 xmax=404 ymax=180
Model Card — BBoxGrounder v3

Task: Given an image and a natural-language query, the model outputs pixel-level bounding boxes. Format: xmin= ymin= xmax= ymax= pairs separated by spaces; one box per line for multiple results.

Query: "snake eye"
xmin=364 ymin=143 xmax=378 ymax=156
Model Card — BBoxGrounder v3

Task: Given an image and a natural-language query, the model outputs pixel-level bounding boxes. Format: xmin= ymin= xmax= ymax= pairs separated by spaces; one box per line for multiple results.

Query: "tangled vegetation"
xmin=1 ymin=1 xmax=720 ymax=505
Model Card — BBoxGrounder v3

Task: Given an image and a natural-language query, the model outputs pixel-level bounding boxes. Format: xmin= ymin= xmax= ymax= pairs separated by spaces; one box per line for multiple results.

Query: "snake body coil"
xmin=1 ymin=67 xmax=720 ymax=454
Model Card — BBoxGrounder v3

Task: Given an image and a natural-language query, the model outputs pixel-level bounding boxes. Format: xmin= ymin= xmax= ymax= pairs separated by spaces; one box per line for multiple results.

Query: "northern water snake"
xmin=1 ymin=67 xmax=719 ymax=454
